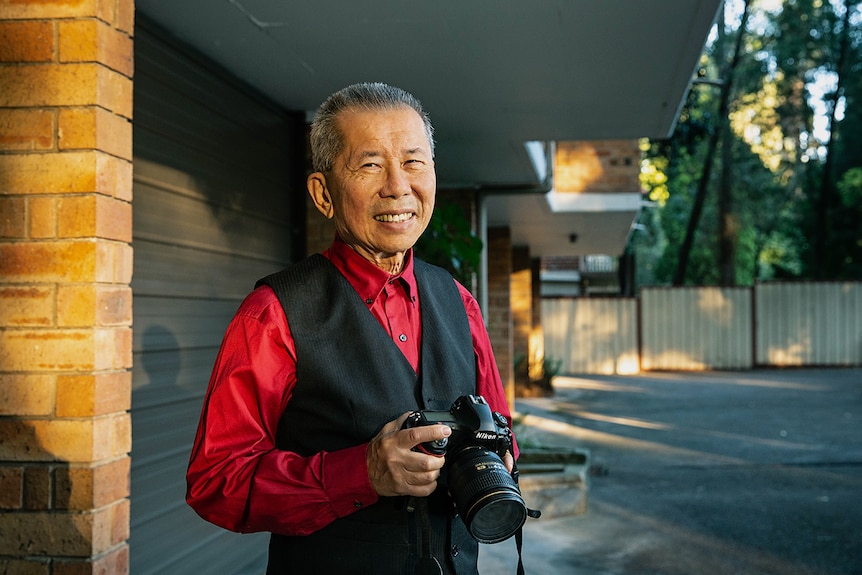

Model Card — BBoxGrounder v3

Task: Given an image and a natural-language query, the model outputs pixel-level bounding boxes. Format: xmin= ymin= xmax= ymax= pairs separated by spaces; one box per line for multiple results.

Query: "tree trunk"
xmin=814 ymin=0 xmax=852 ymax=278
xmin=674 ymin=0 xmax=751 ymax=286
xmin=718 ymin=72 xmax=736 ymax=286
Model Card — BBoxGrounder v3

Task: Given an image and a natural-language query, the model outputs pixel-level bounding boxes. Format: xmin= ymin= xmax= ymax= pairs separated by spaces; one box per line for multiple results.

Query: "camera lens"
xmin=446 ymin=445 xmax=527 ymax=544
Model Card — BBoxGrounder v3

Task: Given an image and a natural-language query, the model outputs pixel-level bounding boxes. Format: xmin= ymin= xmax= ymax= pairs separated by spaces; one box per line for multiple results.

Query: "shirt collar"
xmin=324 ymin=236 xmax=418 ymax=303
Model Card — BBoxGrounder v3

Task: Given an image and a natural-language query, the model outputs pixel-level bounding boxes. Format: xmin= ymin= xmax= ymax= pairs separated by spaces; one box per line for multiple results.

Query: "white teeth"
xmin=375 ymin=213 xmax=413 ymax=223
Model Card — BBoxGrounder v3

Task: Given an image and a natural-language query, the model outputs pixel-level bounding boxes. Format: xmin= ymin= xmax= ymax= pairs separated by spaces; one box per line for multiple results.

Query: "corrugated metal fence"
xmin=544 ymin=298 xmax=640 ymax=374
xmin=542 ymin=282 xmax=862 ymax=373
xmin=756 ymin=282 xmax=862 ymax=366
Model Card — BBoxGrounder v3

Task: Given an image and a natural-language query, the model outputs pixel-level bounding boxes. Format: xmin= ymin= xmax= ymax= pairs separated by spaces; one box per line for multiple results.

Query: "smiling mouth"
xmin=374 ymin=212 xmax=414 ymax=223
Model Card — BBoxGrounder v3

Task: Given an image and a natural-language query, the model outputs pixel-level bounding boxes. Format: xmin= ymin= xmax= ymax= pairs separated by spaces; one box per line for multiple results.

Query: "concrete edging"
xmin=517 ymin=448 xmax=590 ymax=518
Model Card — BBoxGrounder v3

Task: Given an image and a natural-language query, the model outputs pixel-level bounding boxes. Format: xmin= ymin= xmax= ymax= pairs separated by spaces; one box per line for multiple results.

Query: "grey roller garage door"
xmin=131 ymin=18 xmax=305 ymax=574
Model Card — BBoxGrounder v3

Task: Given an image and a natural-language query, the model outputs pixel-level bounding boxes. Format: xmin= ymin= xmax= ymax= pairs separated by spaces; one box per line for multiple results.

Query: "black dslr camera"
xmin=403 ymin=395 xmax=527 ymax=544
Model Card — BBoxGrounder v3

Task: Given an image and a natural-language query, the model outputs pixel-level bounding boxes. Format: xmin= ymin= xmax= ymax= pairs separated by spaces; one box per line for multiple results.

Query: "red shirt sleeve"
xmin=456 ymin=282 xmax=520 ymax=459
xmin=185 ymin=286 xmax=379 ymax=536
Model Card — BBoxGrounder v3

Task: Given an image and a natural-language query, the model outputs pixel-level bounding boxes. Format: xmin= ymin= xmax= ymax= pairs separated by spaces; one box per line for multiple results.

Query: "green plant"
xmin=514 ymin=354 xmax=560 ymax=397
xmin=414 ymin=199 xmax=482 ymax=286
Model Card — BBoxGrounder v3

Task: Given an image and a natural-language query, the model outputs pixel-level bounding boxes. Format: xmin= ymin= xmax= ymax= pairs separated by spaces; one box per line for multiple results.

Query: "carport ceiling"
xmin=135 ymin=1 xmax=722 ymax=190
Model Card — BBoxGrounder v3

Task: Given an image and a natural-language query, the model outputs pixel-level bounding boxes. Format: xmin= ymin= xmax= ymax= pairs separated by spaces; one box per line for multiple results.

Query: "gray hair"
xmin=309 ymin=82 xmax=435 ymax=173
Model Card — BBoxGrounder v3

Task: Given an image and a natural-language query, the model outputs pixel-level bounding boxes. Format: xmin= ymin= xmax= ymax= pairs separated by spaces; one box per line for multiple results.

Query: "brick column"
xmin=0 ymin=1 xmax=134 ymax=573
xmin=529 ymin=257 xmax=545 ymax=385
xmin=511 ymin=246 xmax=531 ymax=389
xmin=486 ymin=227 xmax=514 ymax=408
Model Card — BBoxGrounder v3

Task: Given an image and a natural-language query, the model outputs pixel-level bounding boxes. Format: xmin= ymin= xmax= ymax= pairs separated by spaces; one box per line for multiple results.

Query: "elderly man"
xmin=186 ymin=82 xmax=516 ymax=574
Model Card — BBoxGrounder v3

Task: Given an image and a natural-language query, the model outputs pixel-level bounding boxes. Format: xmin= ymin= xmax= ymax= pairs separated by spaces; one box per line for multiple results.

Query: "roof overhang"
xmin=135 ymin=0 xmax=722 ymax=256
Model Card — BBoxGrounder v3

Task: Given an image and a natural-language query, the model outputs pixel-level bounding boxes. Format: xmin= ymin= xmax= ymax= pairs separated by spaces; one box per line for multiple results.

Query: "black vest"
xmin=256 ymin=254 xmax=479 ymax=574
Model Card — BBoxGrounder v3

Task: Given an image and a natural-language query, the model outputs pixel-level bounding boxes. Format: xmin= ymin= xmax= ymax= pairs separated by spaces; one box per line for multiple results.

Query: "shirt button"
xmin=365 ymin=298 xmax=373 ymax=305
xmin=451 ymin=544 xmax=459 ymax=557
xmin=398 ymin=334 xmax=407 ymax=342
xmin=354 ymin=500 xmax=363 ymax=509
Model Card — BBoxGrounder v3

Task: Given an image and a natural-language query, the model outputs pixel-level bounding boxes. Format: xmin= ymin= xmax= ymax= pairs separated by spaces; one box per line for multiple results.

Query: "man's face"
xmin=308 ymin=106 xmax=436 ymax=271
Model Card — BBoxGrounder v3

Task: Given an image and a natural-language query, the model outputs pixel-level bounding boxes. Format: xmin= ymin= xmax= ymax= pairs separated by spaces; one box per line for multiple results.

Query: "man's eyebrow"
xmin=353 ymin=147 xmax=427 ymax=160
xmin=352 ymin=150 xmax=383 ymax=162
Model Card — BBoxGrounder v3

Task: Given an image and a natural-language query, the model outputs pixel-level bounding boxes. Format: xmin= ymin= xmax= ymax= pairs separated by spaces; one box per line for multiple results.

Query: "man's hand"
xmin=367 ymin=413 xmax=451 ymax=497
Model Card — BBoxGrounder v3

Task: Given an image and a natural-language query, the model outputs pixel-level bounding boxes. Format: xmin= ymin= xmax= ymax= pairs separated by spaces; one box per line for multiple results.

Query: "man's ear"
xmin=307 ymin=172 xmax=334 ymax=219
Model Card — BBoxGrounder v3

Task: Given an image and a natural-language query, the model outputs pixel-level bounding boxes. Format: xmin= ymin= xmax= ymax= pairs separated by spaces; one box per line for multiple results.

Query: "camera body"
xmin=403 ymin=394 xmax=513 ymax=459
xmin=403 ymin=395 xmax=526 ymax=544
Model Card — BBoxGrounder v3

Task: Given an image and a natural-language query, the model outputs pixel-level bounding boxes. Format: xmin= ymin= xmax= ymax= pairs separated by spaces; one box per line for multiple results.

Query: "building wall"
xmin=528 ymin=258 xmax=547 ymax=390
xmin=554 ymin=139 xmax=641 ymax=193
xmin=511 ymin=247 xmax=532 ymax=365
xmin=0 ymin=5 xmax=308 ymax=573
xmin=511 ymin=246 xmax=532 ymax=392
xmin=130 ymin=19 xmax=303 ymax=574
xmin=0 ymin=6 xmax=526 ymax=571
xmin=487 ymin=227 xmax=514 ymax=407
xmin=0 ymin=1 xmax=135 ymax=572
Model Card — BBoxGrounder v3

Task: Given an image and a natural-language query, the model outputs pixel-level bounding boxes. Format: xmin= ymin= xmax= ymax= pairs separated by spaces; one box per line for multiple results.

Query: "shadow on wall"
xmin=130 ymin=322 xmax=270 ymax=573
xmin=137 ymin=324 xmax=181 ymax=391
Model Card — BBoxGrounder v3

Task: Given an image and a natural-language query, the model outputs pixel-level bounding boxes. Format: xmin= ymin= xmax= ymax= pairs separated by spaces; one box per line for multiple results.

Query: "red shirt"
xmin=186 ymin=238 xmax=515 ymax=536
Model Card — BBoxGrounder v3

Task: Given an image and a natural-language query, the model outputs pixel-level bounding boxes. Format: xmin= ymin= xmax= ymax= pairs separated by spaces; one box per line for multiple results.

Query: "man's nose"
xmin=380 ymin=166 xmax=411 ymax=197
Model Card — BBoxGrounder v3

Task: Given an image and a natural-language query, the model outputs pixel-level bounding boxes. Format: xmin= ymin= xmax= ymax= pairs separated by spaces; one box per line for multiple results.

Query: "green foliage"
xmin=414 ymin=199 xmax=482 ymax=287
xmin=639 ymin=150 xmax=670 ymax=205
xmin=830 ymin=167 xmax=862 ymax=277
xmin=837 ymin=167 xmax=862 ymax=206
xmin=633 ymin=0 xmax=862 ymax=285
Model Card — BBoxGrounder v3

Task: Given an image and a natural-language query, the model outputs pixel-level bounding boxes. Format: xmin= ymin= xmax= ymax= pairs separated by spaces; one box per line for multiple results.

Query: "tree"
xmin=673 ymin=0 xmax=752 ymax=286
xmin=636 ymin=0 xmax=862 ymax=286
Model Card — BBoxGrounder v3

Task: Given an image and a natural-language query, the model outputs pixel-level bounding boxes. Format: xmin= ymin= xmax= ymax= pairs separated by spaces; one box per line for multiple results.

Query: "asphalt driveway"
xmin=479 ymin=368 xmax=862 ymax=575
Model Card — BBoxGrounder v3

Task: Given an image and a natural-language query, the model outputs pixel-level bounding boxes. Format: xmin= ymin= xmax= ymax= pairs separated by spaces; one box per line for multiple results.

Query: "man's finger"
xmin=400 ymin=423 xmax=451 ymax=451
xmin=503 ymin=450 xmax=515 ymax=474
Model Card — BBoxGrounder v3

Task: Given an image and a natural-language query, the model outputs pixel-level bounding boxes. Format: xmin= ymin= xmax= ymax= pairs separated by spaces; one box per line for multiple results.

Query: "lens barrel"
xmin=446 ymin=445 xmax=527 ymax=544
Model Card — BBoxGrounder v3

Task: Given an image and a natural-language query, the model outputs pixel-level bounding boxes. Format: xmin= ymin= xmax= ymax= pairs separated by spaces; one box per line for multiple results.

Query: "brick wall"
xmin=486 ymin=227 xmax=514 ymax=407
xmin=0 ymin=1 xmax=134 ymax=573
xmin=554 ymin=139 xmax=641 ymax=193
xmin=511 ymin=247 xmax=551 ymax=397
xmin=511 ymin=246 xmax=531 ymax=384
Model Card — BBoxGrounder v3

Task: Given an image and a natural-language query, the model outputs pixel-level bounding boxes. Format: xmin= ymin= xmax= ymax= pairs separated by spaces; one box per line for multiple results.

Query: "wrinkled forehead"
xmin=334 ymin=106 xmax=433 ymax=157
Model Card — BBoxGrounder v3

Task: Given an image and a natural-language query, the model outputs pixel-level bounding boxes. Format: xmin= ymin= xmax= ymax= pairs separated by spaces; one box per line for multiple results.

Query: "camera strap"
xmin=515 ymin=507 xmax=542 ymax=575
xmin=516 ymin=526 xmax=526 ymax=575
xmin=513 ymin=462 xmax=542 ymax=575
xmin=409 ymin=497 xmax=443 ymax=575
